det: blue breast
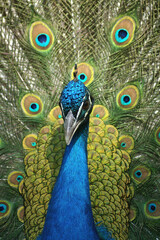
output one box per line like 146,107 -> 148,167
37,123 -> 100,240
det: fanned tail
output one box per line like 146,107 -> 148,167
0,1 -> 160,240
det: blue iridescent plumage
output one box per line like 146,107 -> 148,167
37,80 -> 113,240
60,79 -> 87,117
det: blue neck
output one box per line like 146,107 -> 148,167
40,121 -> 99,240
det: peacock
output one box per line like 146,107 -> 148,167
0,0 -> 160,240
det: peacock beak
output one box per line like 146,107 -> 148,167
64,110 -> 82,145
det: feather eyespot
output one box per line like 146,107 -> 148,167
119,135 -> 134,152
36,33 -> 50,47
134,170 -> 142,178
115,29 -> 129,43
155,127 -> 160,145
120,95 -> 131,105
29,21 -> 54,53
29,102 -> 40,112
48,106 -> 64,124
17,176 -> 23,182
91,105 -> 109,120
71,63 -> 94,86
23,134 -> 37,150
117,85 -> 139,110
121,142 -> 126,147
129,208 -> 136,222
8,171 -> 24,188
145,201 -> 160,219
148,203 -> 156,213
78,73 -> 87,82
21,94 -> 43,117
31,142 -> 36,147
111,16 -> 135,47
132,166 -> 151,184
0,204 -> 7,213
0,201 -> 10,219
17,206 -> 24,223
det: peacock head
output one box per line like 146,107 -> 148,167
60,79 -> 94,145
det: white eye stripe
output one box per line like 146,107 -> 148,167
76,94 -> 91,120
76,101 -> 84,120
83,94 -> 92,119
85,95 -> 92,115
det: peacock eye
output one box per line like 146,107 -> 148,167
71,63 -> 94,86
145,200 -> 160,219
31,142 -> 36,147
111,16 -> 135,47
82,100 -> 90,110
22,134 -> 37,150
132,166 -> 151,185
121,142 -> 126,148
0,204 -> 7,213
135,170 -> 142,178
115,29 -> 129,43
36,33 -> 50,47
29,103 -> 40,112
78,73 -> 87,82
16,175 -> 23,182
29,21 -> 55,54
120,95 -> 131,105
155,127 -> 160,145
117,85 -> 139,110
17,206 -> 24,223
0,201 -> 10,217
119,135 -> 134,152
8,171 -> 24,188
148,203 -> 156,213
21,94 -> 43,117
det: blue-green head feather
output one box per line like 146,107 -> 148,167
60,79 -> 94,145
